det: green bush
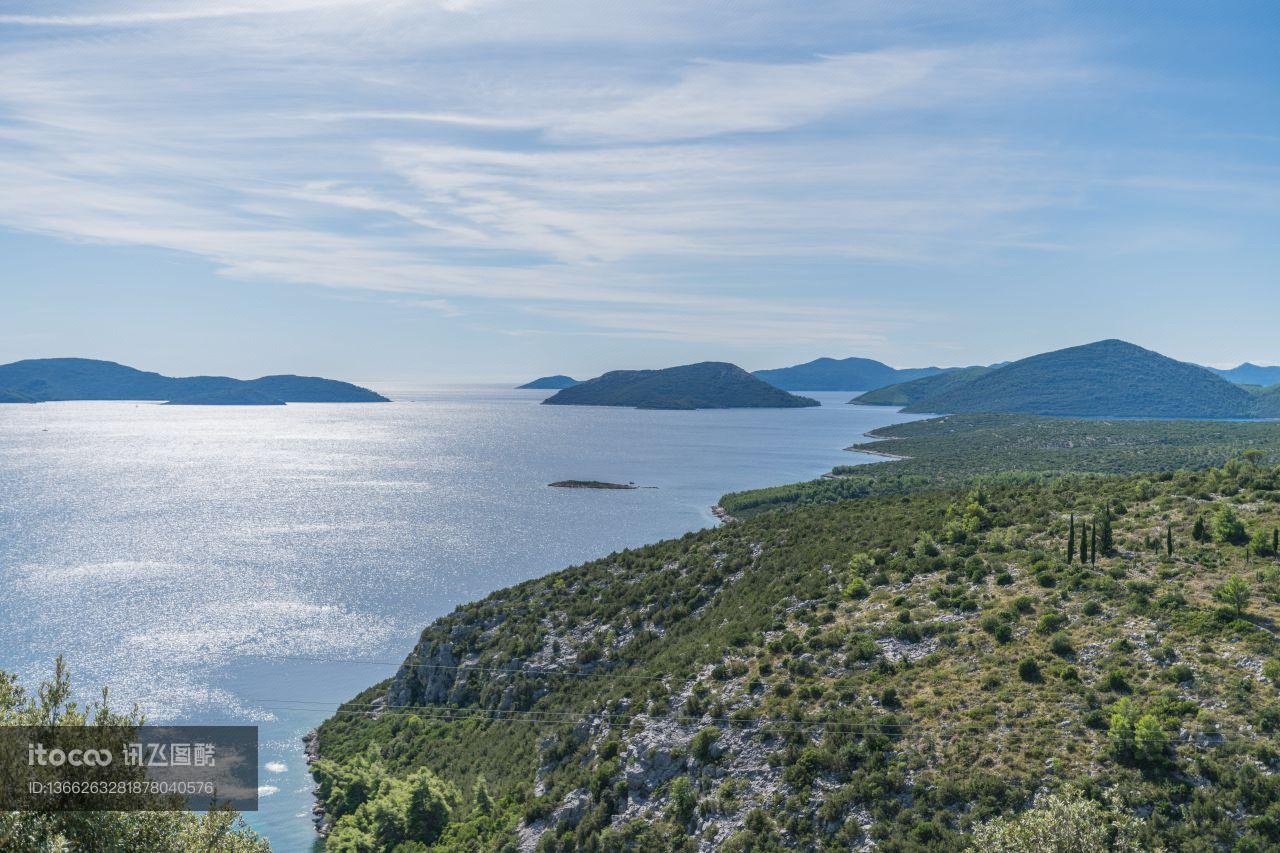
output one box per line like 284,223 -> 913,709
1018,659 -> 1042,683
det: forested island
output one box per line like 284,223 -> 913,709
518,376 -> 580,390
0,358 -> 389,404
542,362 -> 819,410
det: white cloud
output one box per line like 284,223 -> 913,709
0,0 -> 1270,349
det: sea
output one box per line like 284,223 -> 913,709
0,386 -> 924,851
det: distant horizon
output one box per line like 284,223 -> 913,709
2,340 -> 1278,391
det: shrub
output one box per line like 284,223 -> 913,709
1050,633 -> 1074,657
668,776 -> 696,824
1018,658 -> 1042,683
1103,670 -> 1130,693
1037,613 -> 1068,635
690,727 -> 721,763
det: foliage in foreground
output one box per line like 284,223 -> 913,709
0,658 -> 269,853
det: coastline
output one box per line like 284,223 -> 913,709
303,397 -> 921,840
303,729 -> 326,836
710,504 -> 739,524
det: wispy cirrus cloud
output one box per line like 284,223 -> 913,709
0,0 -> 1273,352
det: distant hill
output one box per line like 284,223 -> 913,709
1253,386 -> 1280,418
0,358 -> 389,404
236,374 -> 387,402
543,362 -> 819,410
899,339 -> 1256,418
164,388 -> 286,406
517,375 -> 579,390
1211,363 -> 1280,387
752,357 -> 946,391
852,366 -> 994,406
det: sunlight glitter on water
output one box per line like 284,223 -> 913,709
0,388 -> 925,850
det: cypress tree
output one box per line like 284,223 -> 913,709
1091,524 -> 1097,565
1099,503 -> 1114,555
1273,527 -> 1278,557
1166,524 -> 1173,557
1067,514 -> 1076,564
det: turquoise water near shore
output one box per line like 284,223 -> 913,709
0,387 -> 924,850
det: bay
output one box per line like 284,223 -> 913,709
0,387 -> 923,850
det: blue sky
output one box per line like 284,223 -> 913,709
1,1 -> 1277,384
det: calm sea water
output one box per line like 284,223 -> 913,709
0,387 -> 923,850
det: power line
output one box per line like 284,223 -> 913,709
242,653 -> 756,684
245,696 -> 912,734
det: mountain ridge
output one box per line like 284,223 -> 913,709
752,356 -> 947,391
898,339 -> 1257,418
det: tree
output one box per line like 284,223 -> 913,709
1133,714 -> 1166,764
1192,516 -> 1207,542
969,790 -> 1150,852
472,775 -> 493,815
1067,514 -> 1076,564
668,775 -> 696,824
1166,524 -> 1173,557
1251,528 -> 1275,558
1214,575 -> 1251,618
1090,524 -> 1097,565
405,768 -> 455,844
1099,504 -> 1114,555
1213,505 -> 1247,545
0,659 -> 269,853
1108,698 -> 1136,758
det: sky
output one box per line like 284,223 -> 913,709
1,1 -> 1277,384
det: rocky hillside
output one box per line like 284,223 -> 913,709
315,446 -> 1280,851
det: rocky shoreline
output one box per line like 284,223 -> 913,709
710,504 -> 739,524
303,729 -> 327,836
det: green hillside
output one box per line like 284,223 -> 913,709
1253,386 -> 1280,418
852,366 -> 993,406
543,362 -> 819,410
899,340 -> 1255,418
314,411 -> 1280,851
